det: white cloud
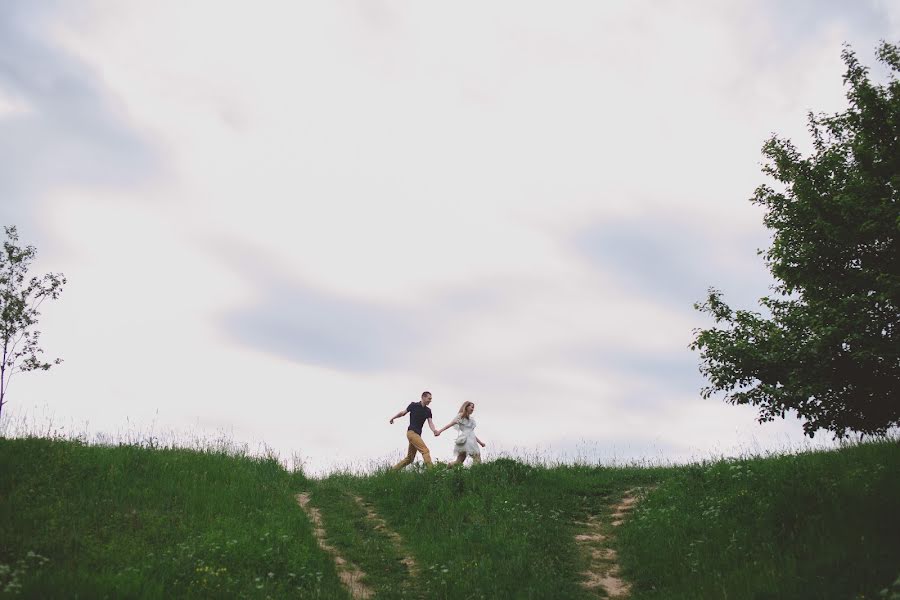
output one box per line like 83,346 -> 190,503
0,88 -> 31,119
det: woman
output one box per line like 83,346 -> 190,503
437,401 -> 486,465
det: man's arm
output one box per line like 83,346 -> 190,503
389,409 -> 408,424
427,417 -> 439,435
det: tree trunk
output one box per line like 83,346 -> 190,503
0,337 -> 7,426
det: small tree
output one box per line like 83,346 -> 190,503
691,42 -> 900,438
0,226 -> 66,424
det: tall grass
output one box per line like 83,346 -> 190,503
618,440 -> 900,600
1,432 -> 897,599
0,437 -> 348,598
315,460 -> 668,599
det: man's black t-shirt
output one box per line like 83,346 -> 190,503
406,402 -> 432,435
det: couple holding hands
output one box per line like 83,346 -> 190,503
389,391 -> 486,470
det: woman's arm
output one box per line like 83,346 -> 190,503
436,415 -> 461,434
389,409 -> 408,424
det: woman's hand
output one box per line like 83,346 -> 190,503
479,440 -> 486,448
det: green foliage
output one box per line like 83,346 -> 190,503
2,437 -> 898,599
0,437 -> 349,599
618,440 -> 900,600
317,460 -> 659,600
0,226 -> 66,421
879,573 -> 900,600
692,42 -> 900,438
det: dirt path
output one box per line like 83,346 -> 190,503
295,493 -> 374,600
352,495 -> 419,577
576,488 -> 644,598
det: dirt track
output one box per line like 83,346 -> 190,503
576,488 -> 644,598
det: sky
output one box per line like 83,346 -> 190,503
1,1 -> 897,474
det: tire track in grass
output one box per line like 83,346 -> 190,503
296,492 -> 374,600
352,495 -> 419,578
576,488 -> 644,598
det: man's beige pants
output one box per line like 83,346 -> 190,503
392,430 -> 433,470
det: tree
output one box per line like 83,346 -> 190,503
691,42 -> 900,438
0,226 -> 66,424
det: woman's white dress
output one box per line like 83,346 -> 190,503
453,416 -> 480,457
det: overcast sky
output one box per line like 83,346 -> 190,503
1,1 -> 897,473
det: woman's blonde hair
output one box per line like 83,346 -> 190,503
457,401 -> 475,420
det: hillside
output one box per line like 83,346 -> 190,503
0,437 -> 897,599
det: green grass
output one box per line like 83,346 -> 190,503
1,435 -> 898,599
0,437 -> 349,599
321,459 -> 664,600
617,440 -> 900,600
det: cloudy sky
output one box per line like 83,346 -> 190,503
2,1 -> 897,473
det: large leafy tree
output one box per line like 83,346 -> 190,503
691,42 -> 900,438
0,226 -> 66,424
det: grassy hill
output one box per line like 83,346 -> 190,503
0,436 -> 898,599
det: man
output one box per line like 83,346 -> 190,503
389,390 -> 439,470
